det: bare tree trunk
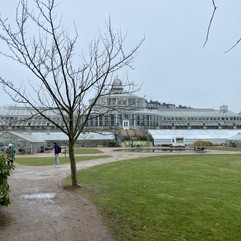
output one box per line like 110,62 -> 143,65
68,139 -> 78,188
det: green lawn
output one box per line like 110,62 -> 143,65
15,155 -> 111,166
208,146 -> 241,152
64,154 -> 241,241
65,148 -> 104,154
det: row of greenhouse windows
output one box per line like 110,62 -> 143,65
3,115 -> 241,123
85,114 -> 241,127
0,116 -> 63,122
162,116 -> 241,121
2,112 -> 241,129
95,97 -> 145,107
86,114 -> 161,127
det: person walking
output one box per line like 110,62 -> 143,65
53,143 -> 61,167
6,143 -> 16,165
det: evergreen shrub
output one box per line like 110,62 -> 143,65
0,155 -> 15,206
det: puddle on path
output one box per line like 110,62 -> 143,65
22,193 -> 56,199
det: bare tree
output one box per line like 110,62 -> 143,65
0,0 -> 144,188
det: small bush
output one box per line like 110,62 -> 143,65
101,140 -> 117,147
0,155 -> 15,206
193,140 -> 213,147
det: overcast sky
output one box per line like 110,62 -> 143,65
1,0 -> 241,112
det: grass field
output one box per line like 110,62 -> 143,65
208,146 -> 241,152
64,154 -> 241,241
65,148 -> 104,154
15,155 -> 111,166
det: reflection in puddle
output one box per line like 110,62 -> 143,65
22,193 -> 56,199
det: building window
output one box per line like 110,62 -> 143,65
111,114 -> 115,126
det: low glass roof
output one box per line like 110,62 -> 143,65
149,129 -> 241,140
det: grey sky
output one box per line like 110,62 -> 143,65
1,0 -> 241,112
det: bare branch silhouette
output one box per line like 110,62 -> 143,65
0,0 -> 144,188
203,0 -> 217,47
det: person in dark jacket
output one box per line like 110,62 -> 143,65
6,143 -> 15,165
53,143 -> 60,166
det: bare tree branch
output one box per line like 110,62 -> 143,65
203,0 -> 217,47
0,0 -> 144,188
224,38 -> 241,53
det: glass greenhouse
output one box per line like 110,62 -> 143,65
149,129 -> 241,145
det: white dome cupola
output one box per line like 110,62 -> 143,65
111,78 -> 124,94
